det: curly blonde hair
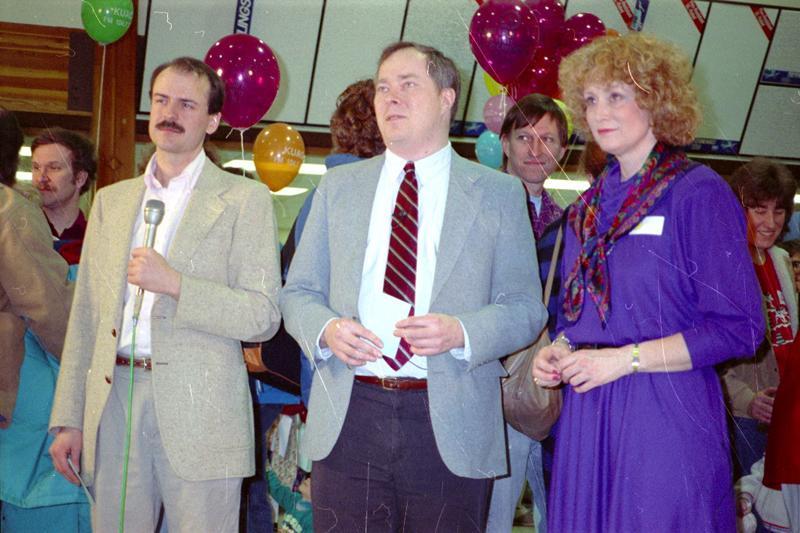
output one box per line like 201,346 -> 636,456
558,33 -> 701,147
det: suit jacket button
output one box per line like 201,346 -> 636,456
105,375 -> 112,384
111,328 -> 117,338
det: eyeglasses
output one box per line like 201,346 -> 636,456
792,261 -> 800,270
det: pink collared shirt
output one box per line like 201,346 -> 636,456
117,150 -> 206,356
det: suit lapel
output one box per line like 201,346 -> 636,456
105,180 -> 146,326
167,165 -> 227,272
431,153 -> 482,305
339,157 -> 383,311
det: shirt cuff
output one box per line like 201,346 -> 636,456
450,319 -> 471,361
314,318 -> 336,361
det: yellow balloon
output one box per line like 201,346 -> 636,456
253,123 -> 305,192
553,98 -> 573,139
483,71 -> 504,97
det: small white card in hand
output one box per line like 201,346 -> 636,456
360,293 -> 413,357
630,215 -> 664,236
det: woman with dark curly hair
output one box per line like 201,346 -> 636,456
532,33 -> 764,531
721,158 -> 796,480
724,158 -> 800,529
328,79 -> 385,163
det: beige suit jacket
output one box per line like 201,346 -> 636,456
49,163 -> 282,484
0,184 -> 72,428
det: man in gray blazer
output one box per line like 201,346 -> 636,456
281,42 -> 545,530
49,57 -> 282,531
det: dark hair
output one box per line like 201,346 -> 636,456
499,93 -> 568,169
0,107 -> 24,186
330,79 -> 385,158
150,57 -> 225,115
31,128 -> 97,195
728,157 -> 796,234
378,42 -> 461,123
779,239 -> 800,258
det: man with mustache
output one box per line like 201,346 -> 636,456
31,129 -> 96,264
49,57 -> 282,531
281,42 -> 544,530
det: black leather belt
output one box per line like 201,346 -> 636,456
115,355 -> 153,371
355,375 -> 427,391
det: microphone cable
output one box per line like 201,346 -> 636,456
118,199 -> 163,533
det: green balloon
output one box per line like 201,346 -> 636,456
81,0 -> 134,45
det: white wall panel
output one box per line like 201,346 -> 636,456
692,3 -> 775,141
629,1 -> 708,60
0,0 -> 82,29
740,86 -> 800,159
765,10 -> 800,73
403,0 -> 477,124
139,0 -> 232,112
252,0 -> 324,123
305,0 -> 405,126
140,0 -> 323,125
563,0 -> 628,35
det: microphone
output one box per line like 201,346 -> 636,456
132,199 -> 165,323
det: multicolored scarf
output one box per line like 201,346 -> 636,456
562,143 -> 696,326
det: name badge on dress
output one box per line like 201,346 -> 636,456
630,215 -> 665,236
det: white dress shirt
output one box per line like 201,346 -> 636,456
117,151 -> 206,357
317,144 -> 471,378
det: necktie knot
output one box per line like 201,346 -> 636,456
404,162 -> 415,175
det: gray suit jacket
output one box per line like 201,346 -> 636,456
280,151 -> 546,478
50,162 -> 282,484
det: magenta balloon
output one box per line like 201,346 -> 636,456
204,34 -> 281,129
523,0 -> 565,46
558,12 -> 606,58
508,47 -> 560,100
483,94 -> 515,134
469,0 -> 540,85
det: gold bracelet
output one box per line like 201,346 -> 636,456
631,343 -> 640,373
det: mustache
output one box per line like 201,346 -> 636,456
156,120 -> 184,133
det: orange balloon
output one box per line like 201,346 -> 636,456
253,123 -> 305,191
607,28 -> 621,38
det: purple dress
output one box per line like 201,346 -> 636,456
549,162 -> 765,532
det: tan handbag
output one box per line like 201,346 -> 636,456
501,226 -> 563,441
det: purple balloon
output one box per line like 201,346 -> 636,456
523,0 -> 565,46
469,0 -> 540,85
558,12 -> 606,58
205,34 -> 281,129
483,94 -> 515,134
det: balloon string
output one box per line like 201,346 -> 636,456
95,44 -> 107,151
239,128 -> 246,177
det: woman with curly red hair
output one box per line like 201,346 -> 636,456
532,33 -> 765,531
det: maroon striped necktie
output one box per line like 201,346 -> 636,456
382,161 -> 418,370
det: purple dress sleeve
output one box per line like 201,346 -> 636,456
674,167 -> 765,367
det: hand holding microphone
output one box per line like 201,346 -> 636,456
127,200 -> 180,319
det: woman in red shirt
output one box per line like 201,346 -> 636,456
725,157 -> 800,530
